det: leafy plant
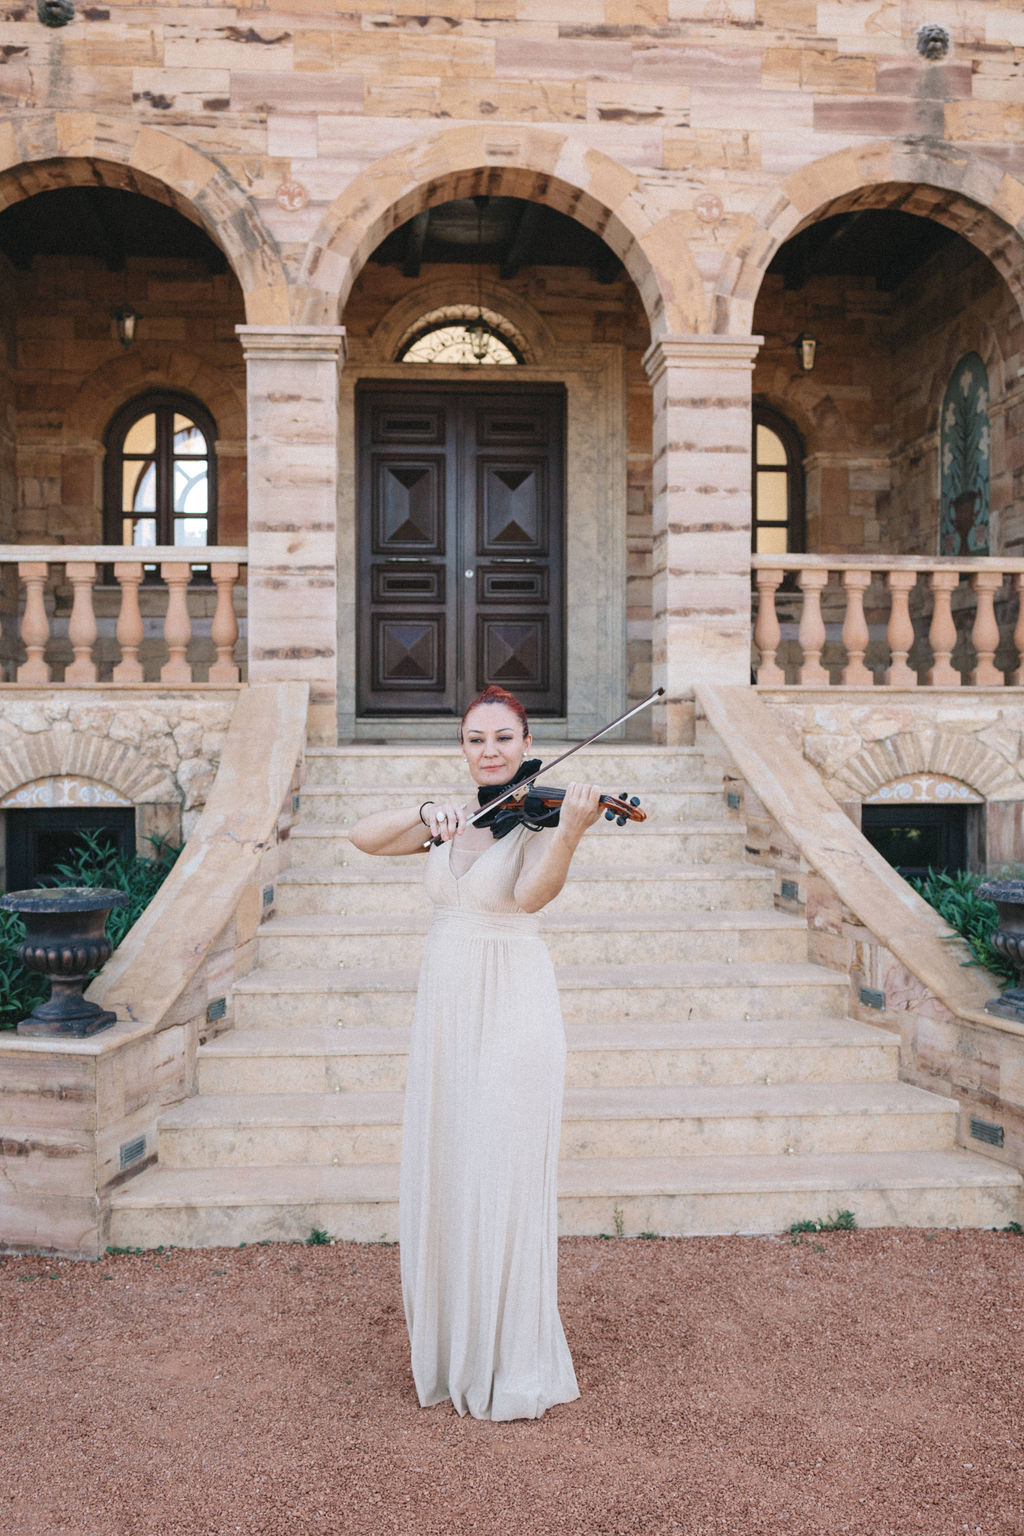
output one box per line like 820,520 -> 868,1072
788,1210 -> 857,1235
909,868 -> 1013,985
306,1227 -> 330,1246
0,830 -> 180,1030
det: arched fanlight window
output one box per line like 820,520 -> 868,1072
103,392 -> 218,548
752,405 -> 805,554
940,352 -> 990,556
395,306 -> 525,366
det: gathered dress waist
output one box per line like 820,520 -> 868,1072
430,906 -> 541,939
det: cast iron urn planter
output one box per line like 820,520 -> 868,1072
1,887 -> 129,1037
977,878 -> 1024,1022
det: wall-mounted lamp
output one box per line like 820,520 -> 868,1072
793,331 -> 817,372
111,305 -> 138,350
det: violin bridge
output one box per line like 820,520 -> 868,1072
510,783 -> 530,803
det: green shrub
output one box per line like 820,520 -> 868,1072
909,868 -> 1013,985
0,830 -> 180,1030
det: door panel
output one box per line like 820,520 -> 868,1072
359,386 -> 564,716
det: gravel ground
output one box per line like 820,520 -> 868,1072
1,1230 -> 1022,1536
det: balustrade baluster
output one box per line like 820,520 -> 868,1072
796,568 -> 829,685
753,567 -> 785,684
17,561 -> 51,683
884,570 -> 917,685
64,561 -> 98,683
970,569 -> 1003,685
113,562 -> 145,683
1012,573 -> 1024,685
160,562 -> 193,684
208,562 -> 241,683
840,568 -> 872,685
926,569 -> 960,686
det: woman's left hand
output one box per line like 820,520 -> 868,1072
554,781 -> 603,844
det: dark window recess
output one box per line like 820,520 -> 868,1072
5,809 -> 135,893
860,804 -> 967,880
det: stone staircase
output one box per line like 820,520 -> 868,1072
108,740 -> 1021,1248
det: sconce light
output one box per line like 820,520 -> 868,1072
111,305 -> 138,350
794,331 -> 817,372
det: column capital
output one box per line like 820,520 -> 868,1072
236,325 -> 347,364
642,333 -> 762,385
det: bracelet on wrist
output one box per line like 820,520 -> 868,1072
418,801 -> 435,826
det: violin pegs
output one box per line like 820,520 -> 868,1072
604,808 -> 616,821
616,814 -> 627,826
620,790 -> 628,801
630,796 -> 641,807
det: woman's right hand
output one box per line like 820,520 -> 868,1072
423,800 -> 467,842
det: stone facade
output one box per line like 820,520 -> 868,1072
0,689 -> 238,875
0,10 -> 1018,732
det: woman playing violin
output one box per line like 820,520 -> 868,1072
348,683 -> 604,1420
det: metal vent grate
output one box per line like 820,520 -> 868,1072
206,997 -> 226,1023
262,885 -> 274,907
970,1116 -> 1004,1148
726,790 -> 741,810
859,987 -> 885,1011
780,879 -> 799,901
120,1135 -> 146,1170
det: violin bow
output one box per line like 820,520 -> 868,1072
423,685 -> 665,846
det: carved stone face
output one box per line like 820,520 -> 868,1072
37,0 -> 75,27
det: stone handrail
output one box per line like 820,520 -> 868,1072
697,682 -> 1002,1024
0,545 -> 248,685
752,554 -> 1024,687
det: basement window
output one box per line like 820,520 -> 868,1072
860,803 -> 967,881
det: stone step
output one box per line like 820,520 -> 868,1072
106,1149 -> 1022,1249
297,782 -> 731,827
197,1017 -> 901,1096
290,820 -> 747,870
254,909 -> 809,970
231,961 -> 850,1029
302,744 -> 714,790
296,786 -> 727,835
272,863 -> 776,917
154,1081 -> 955,1168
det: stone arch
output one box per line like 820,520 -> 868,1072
0,726 -> 178,805
67,351 -> 246,448
833,728 -> 1018,802
714,140 -> 1024,335
362,279 -> 557,367
0,116 -> 288,324
296,125 -> 703,337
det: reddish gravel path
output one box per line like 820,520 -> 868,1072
1,1231 -> 1022,1536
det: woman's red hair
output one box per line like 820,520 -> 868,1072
459,684 -> 530,740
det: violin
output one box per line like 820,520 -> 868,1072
519,784 -> 646,828
474,782 -> 646,839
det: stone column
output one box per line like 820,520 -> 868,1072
642,334 -> 761,743
237,325 -> 347,744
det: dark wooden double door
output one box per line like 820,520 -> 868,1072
358,385 -> 565,716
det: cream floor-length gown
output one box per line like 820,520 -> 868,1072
399,822 -> 580,1421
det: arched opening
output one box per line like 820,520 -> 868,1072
751,196 -> 1021,561
0,177 -> 248,681
337,184 -> 654,737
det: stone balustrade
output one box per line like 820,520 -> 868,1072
0,547 -> 248,686
753,556 -> 1024,688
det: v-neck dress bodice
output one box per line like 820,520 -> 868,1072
399,823 -> 579,1421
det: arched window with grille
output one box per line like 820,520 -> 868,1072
103,392 -> 218,549
752,405 -> 805,554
